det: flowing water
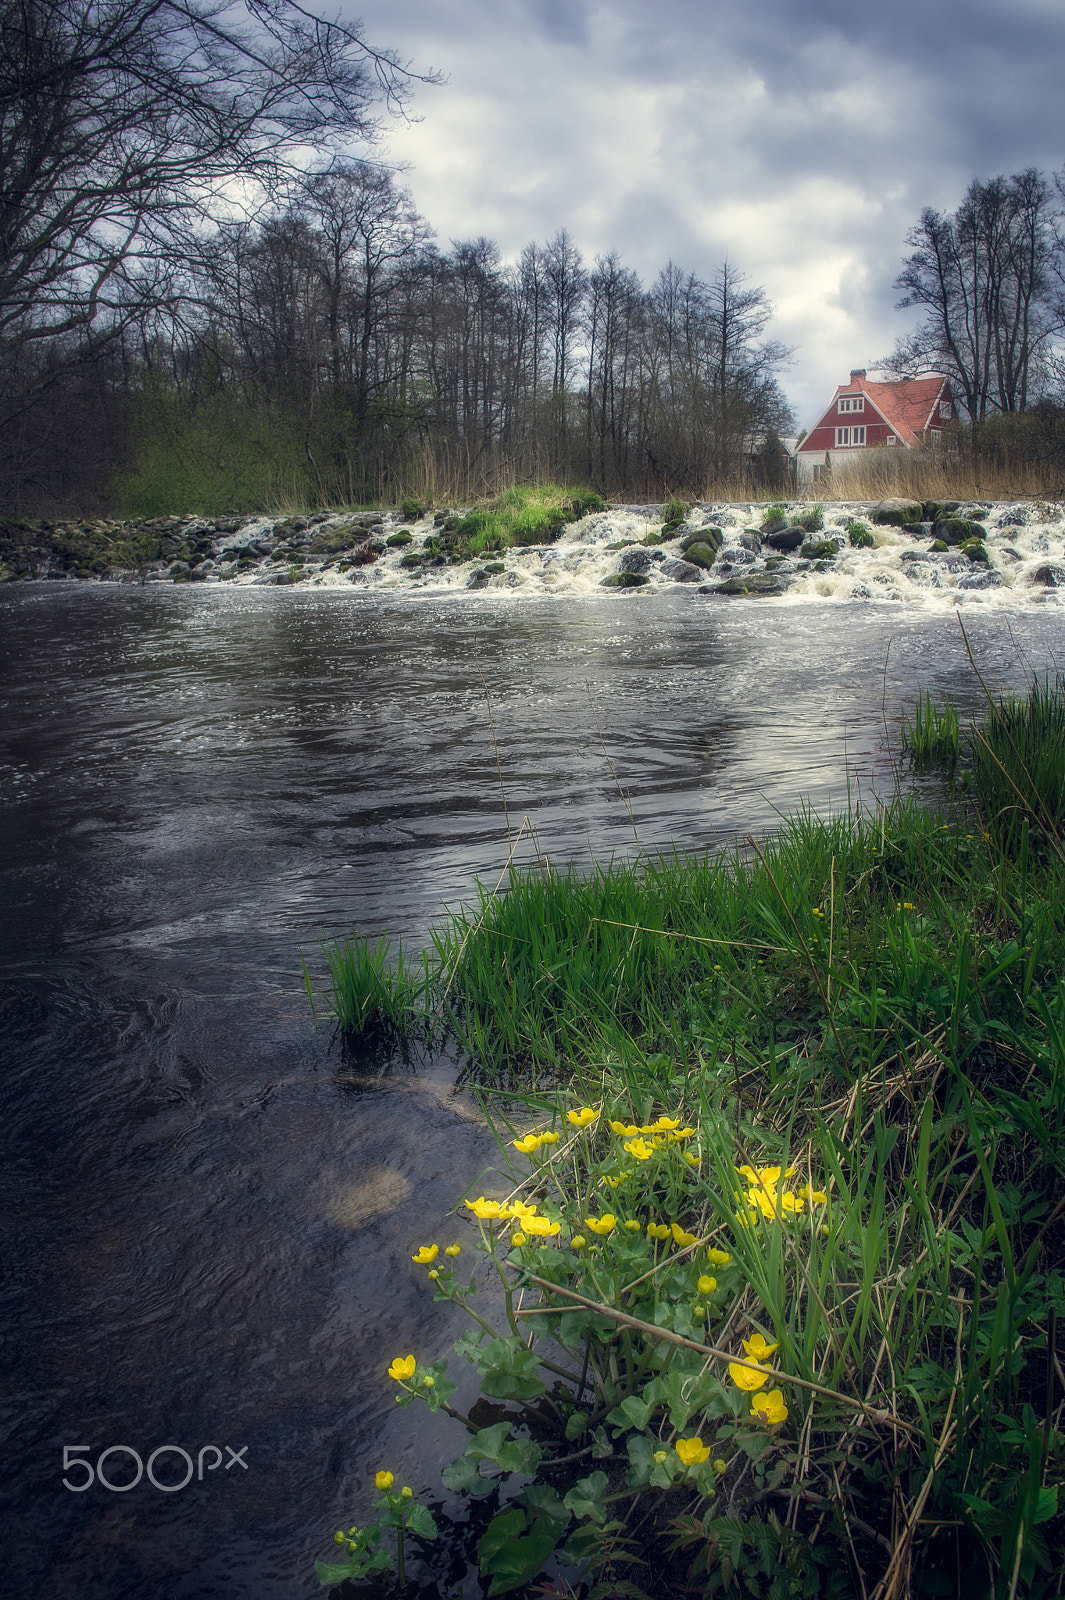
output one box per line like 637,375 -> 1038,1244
2,574 -> 1065,1599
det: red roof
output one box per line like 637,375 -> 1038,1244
827,375 -> 948,448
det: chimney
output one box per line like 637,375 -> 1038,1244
850,368 -> 867,382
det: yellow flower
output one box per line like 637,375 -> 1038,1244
388,1355 -> 416,1382
683,1152 -> 699,1167
729,1361 -> 769,1392
411,1244 -> 438,1264
624,1219 -> 641,1233
647,1222 -> 671,1241
567,1106 -> 598,1127
422,1374 -> 435,1387
751,1389 -> 788,1425
507,1199 -> 540,1220
512,1133 -> 543,1155
624,1137 -> 655,1161
706,1248 -> 732,1266
584,1214 -> 617,1236
465,1196 -> 505,1219
602,1175 -> 623,1189
428,1268 -> 439,1280
375,1470 -> 394,1490
671,1223 -> 699,1248
668,1127 -> 697,1141
713,1458 -> 727,1475
675,1437 -> 711,1467
742,1332 -> 779,1361
511,1232 -> 526,1246
611,1121 -> 641,1138
697,1274 -> 716,1294
444,1243 -> 461,1257
540,1130 -> 560,1145
649,1116 -> 681,1132
571,1235 -> 587,1250
798,1184 -> 828,1207
523,1215 -> 561,1236
653,1450 -> 668,1465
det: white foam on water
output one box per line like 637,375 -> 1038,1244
227,501 -> 1065,610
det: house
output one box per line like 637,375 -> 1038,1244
796,370 -> 957,480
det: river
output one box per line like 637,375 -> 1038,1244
2,580 -> 1064,1598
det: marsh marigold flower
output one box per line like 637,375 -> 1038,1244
465,1196 -> 505,1219
742,1332 -> 779,1361
624,1137 -> 654,1161
697,1274 -> 716,1295
729,1360 -> 769,1392
523,1215 -> 561,1237
567,1106 -> 598,1127
751,1389 -> 788,1425
671,1223 -> 698,1248
584,1214 -> 616,1236
611,1120 -> 641,1137
387,1355 -> 416,1382
512,1133 -> 543,1155
540,1130 -> 560,1145
444,1243 -> 461,1257
375,1471 -> 394,1490
707,1247 -> 732,1266
647,1222 -> 671,1241
411,1244 -> 438,1264
675,1437 -> 711,1467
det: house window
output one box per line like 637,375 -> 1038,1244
930,429 -> 941,445
835,426 -> 866,447
939,401 -> 952,419
838,397 -> 864,414
886,435 -> 897,446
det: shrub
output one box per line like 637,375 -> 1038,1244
847,520 -> 875,548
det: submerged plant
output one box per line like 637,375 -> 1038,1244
901,687 -> 960,768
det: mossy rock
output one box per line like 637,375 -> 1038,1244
600,571 -> 649,588
765,525 -> 805,552
680,528 -> 723,555
712,571 -> 789,597
606,540 -> 639,551
308,529 -> 358,555
484,562 -> 506,574
386,532 -> 413,547
398,551 -> 425,568
641,531 -> 668,545
934,517 -> 982,546
799,540 -> 839,560
930,540 -> 949,553
959,539 -> 990,564
873,499 -> 923,526
680,542 -> 719,569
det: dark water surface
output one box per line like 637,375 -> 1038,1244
2,583 -> 1064,1599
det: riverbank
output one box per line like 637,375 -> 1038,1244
318,681 -> 1065,1598
3,495 -> 1065,606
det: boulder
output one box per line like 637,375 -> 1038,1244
710,570 -> 790,597
680,526 -> 723,554
765,524 -> 806,552
933,517 -> 981,545
680,541 -> 719,569
955,569 -> 1002,590
959,539 -> 990,565
466,569 -> 490,590
873,498 -> 923,526
660,559 -> 703,583
1029,563 -> 1065,587
600,571 -> 649,588
618,547 -> 655,574
799,539 -> 839,561
731,530 -> 762,554
717,546 -> 757,567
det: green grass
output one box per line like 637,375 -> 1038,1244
314,676 -> 1065,1598
451,484 -> 607,557
901,688 -> 961,769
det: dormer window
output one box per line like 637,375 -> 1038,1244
838,396 -> 864,414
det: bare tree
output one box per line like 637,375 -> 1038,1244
890,169 -> 1064,419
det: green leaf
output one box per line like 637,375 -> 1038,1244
564,1409 -> 588,1441
405,1501 -> 439,1541
563,1470 -> 609,1526
440,1452 -> 496,1499
479,1507 -> 526,1563
314,1559 -> 358,1585
520,1483 -> 571,1534
479,1509 -> 558,1598
475,1337 -> 548,1403
607,1393 -> 655,1431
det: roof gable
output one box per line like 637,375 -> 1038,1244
799,374 -> 952,450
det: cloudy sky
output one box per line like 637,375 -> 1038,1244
345,0 -> 1065,428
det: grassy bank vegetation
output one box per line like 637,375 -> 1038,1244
316,678 -> 1065,1599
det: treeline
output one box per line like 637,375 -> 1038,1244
5,166 -> 796,514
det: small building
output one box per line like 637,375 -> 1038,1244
796,370 -> 957,481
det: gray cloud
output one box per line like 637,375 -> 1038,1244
349,0 -> 1065,421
